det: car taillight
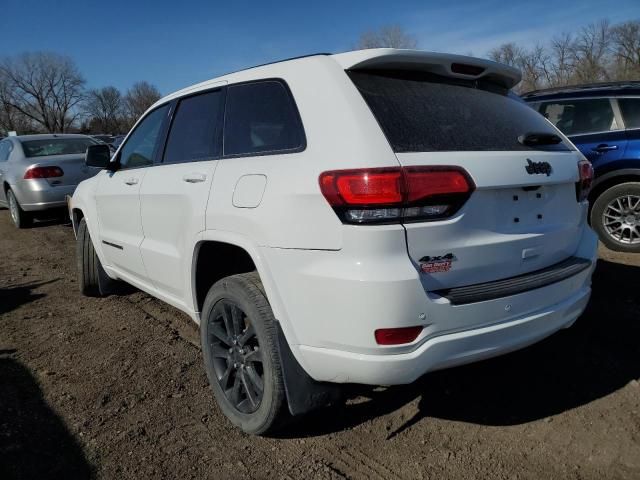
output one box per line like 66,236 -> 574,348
24,166 -> 64,179
576,159 -> 594,202
319,166 -> 475,224
375,326 -> 423,345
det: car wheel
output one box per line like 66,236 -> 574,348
76,217 -> 112,297
201,272 -> 288,435
7,189 -> 32,229
591,182 -> 640,253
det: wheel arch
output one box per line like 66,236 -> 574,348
589,168 -> 640,214
190,231 -> 291,337
192,231 -> 340,417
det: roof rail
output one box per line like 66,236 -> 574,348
225,52 -> 332,77
522,80 -> 640,98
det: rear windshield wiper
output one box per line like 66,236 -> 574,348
518,132 -> 563,147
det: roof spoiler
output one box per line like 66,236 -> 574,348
332,49 -> 521,90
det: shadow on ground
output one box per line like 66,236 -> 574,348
0,354 -> 93,479
0,280 -> 59,316
283,258 -> 640,438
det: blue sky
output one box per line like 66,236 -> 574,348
2,0 -> 638,95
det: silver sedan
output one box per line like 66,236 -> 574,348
0,134 -> 101,228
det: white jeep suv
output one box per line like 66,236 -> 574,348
71,49 -> 598,434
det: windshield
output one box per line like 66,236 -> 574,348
348,70 -> 572,153
21,138 -> 97,158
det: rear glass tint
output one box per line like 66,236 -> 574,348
21,138 -> 97,157
348,70 -> 571,152
164,90 -> 224,164
223,80 -> 305,156
539,98 -> 619,135
619,98 -> 640,129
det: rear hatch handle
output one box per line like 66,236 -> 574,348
518,132 -> 563,147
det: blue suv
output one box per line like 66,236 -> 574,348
523,82 -> 640,253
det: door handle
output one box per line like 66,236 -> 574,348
124,178 -> 139,186
592,144 -> 618,153
183,173 -> 207,183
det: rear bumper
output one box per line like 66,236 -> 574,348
10,180 -> 77,211
296,283 -> 590,384
264,223 -> 598,386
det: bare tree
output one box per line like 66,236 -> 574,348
0,75 -> 37,134
83,86 -> 123,134
356,25 -> 418,49
611,20 -> 640,80
489,42 -> 525,68
548,32 -> 577,87
0,52 -> 85,133
123,81 -> 161,127
570,20 -> 612,83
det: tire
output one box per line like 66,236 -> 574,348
591,182 -> 640,253
76,217 -> 111,297
200,272 -> 288,435
7,189 -> 32,229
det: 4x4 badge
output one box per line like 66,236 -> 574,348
419,253 -> 456,274
525,159 -> 552,176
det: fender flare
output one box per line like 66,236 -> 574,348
592,168 -> 640,190
192,230 -> 340,416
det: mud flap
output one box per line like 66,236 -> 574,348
275,322 -> 342,416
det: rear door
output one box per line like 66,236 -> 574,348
139,86 -> 225,302
538,98 -> 627,173
349,70 -> 586,290
618,97 -> 640,158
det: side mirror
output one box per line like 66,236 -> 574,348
86,144 -> 114,169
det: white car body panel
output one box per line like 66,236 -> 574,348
70,49 -> 598,386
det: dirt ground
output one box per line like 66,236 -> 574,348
0,210 -> 639,480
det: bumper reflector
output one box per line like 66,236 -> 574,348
375,326 -> 423,345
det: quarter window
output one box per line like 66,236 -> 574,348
119,105 -> 169,169
163,90 -> 224,164
223,81 -> 304,156
539,99 -> 619,136
618,98 -> 640,129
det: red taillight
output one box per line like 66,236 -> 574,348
577,159 -> 594,202
319,166 -> 474,224
375,326 -> 423,345
24,166 -> 64,179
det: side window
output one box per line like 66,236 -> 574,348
618,98 -> 640,129
0,141 -> 10,162
539,98 -> 619,136
163,90 -> 224,164
119,105 -> 169,169
223,80 -> 304,156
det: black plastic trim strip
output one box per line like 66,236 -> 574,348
433,256 -> 591,305
102,240 -> 123,250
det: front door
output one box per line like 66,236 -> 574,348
94,104 -> 170,282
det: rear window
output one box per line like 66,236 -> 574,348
223,80 -> 305,156
163,89 -> 224,164
348,70 -> 571,152
539,98 -> 620,135
21,138 -> 96,158
619,98 -> 640,129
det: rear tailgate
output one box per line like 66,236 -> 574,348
348,66 -> 587,292
398,150 -> 583,290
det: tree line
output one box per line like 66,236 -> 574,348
356,18 -> 639,93
0,52 -> 161,136
489,19 -> 640,92
2,18 -> 637,136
